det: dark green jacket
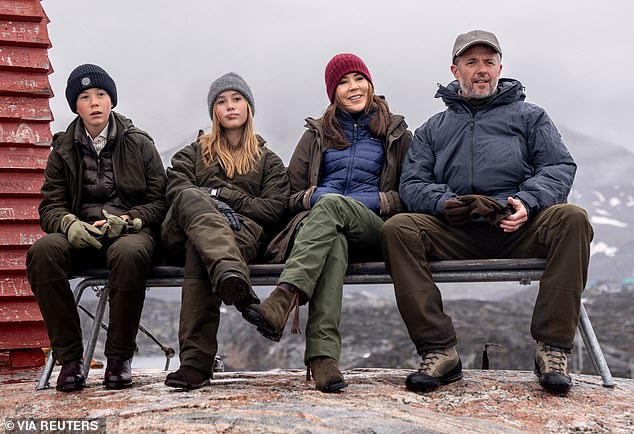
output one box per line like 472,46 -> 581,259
38,111 -> 168,233
165,135 -> 290,236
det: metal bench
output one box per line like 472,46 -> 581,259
36,258 -> 615,389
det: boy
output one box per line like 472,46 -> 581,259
27,64 -> 167,391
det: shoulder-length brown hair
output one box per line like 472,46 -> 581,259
199,104 -> 262,178
321,83 -> 391,150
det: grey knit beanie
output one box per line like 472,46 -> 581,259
65,64 -> 117,113
207,72 -> 255,119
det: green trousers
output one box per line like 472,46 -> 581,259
165,188 -> 262,375
26,229 -> 155,361
380,204 -> 593,353
279,194 -> 384,364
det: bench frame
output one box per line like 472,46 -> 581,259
36,258 -> 616,390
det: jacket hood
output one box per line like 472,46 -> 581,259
435,78 -> 526,111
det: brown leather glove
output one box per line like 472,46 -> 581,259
456,195 -> 512,226
442,199 -> 471,227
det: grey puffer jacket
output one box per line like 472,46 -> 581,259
400,78 -> 576,219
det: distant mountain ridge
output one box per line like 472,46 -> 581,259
562,127 -> 634,281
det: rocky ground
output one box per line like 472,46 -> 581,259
2,368 -> 632,433
81,285 -> 634,378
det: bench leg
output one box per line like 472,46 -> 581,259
36,279 -> 94,390
36,351 -> 56,390
82,285 -> 110,379
578,303 -> 616,387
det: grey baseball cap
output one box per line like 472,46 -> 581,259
452,30 -> 502,63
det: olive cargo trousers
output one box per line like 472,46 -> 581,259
280,194 -> 384,364
163,188 -> 262,375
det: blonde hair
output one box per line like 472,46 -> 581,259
200,104 -> 262,178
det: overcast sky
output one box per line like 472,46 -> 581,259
43,0 -> 634,164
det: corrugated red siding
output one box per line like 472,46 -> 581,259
0,0 -> 52,369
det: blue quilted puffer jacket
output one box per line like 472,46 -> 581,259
310,110 -> 385,213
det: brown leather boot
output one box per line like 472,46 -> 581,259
307,356 -> 347,393
241,282 -> 301,342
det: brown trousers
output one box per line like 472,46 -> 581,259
380,204 -> 593,353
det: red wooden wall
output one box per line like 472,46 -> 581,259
0,0 -> 52,369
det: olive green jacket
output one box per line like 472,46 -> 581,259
165,135 -> 290,238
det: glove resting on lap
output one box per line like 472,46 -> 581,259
60,214 -> 102,249
443,195 -> 513,227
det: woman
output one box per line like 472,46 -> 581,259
162,72 -> 289,389
243,54 -> 412,392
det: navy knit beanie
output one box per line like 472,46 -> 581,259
65,64 -> 117,113
207,72 -> 255,119
324,53 -> 373,103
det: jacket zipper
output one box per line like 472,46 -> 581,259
344,123 -> 358,195
469,118 -> 475,192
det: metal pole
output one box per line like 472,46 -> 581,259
82,284 -> 110,379
578,303 -> 616,387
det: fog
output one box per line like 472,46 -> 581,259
43,0 -> 634,163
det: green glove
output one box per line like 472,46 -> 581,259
99,210 -> 128,240
60,214 -> 102,249
99,210 -> 143,240
126,217 -> 142,233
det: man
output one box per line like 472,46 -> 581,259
381,30 -> 593,394
26,64 -> 167,391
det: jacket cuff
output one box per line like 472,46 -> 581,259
217,185 -> 234,202
379,191 -> 403,216
302,186 -> 317,210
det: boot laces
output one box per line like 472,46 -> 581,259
542,344 -> 567,374
278,284 -> 301,335
419,350 -> 448,374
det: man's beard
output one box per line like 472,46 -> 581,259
459,78 -> 498,99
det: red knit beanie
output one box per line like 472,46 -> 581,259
324,53 -> 373,103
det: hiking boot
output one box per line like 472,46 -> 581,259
103,358 -> 133,389
308,356 -> 347,393
534,341 -> 572,394
56,359 -> 85,392
217,272 -> 250,306
405,346 -> 463,392
242,282 -> 301,342
165,365 -> 211,390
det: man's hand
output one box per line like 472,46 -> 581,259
442,199 -> 470,226
498,197 -> 528,232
